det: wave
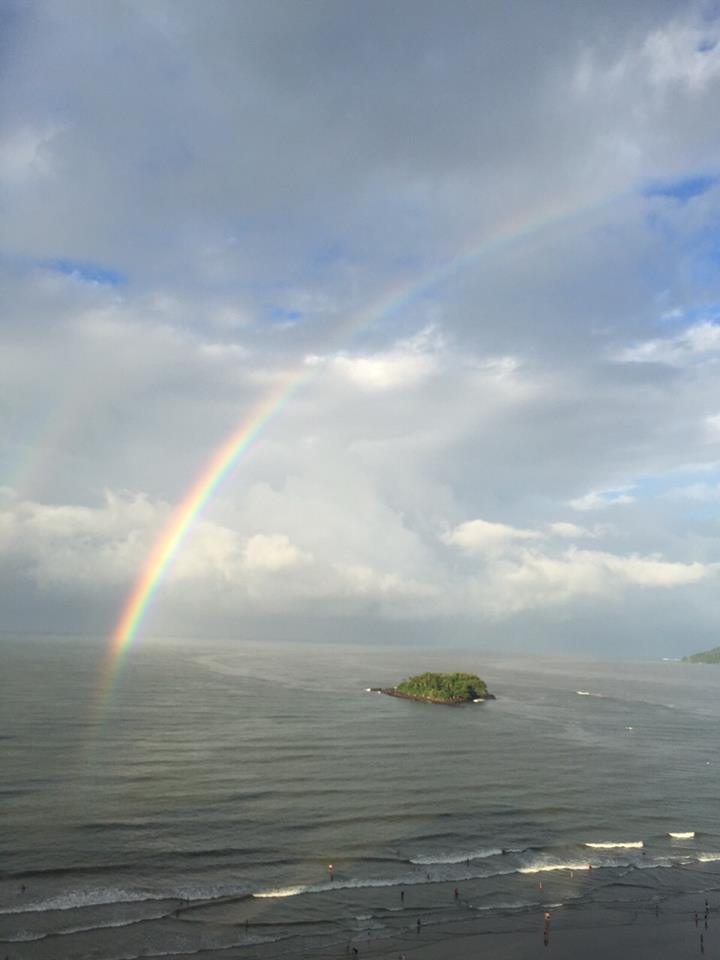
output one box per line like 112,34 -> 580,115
0,912 -> 171,944
519,860 -> 595,875
254,877 -> 413,899
410,847 -> 502,865
0,890 -> 174,916
585,841 -> 643,849
0,883 -> 252,916
668,832 -> 695,839
576,690 -> 604,697
6,846 -> 719,921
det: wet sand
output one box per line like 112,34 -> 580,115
321,895 -> 715,960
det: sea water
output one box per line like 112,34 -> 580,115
2,636 -> 720,959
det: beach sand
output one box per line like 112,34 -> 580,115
317,896 -> 714,960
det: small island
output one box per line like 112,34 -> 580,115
683,646 -> 720,664
370,671 -> 495,705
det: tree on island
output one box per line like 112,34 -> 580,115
683,646 -> 720,664
395,672 -> 489,702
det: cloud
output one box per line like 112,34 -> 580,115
4,3 -> 720,647
476,546 -> 711,619
242,533 -> 309,572
547,521 -> 598,539
618,320 -> 720,365
442,518 -> 544,554
664,482 -> 720,502
705,412 -> 720,439
569,488 -> 637,512
309,327 -> 443,392
0,124 -> 58,184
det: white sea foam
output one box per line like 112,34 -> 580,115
0,889 -> 175,916
576,690 -> 604,697
519,860 -> 593,875
254,876 -> 413,899
0,881 -> 250,916
668,832 -> 695,839
585,841 -> 643,849
698,853 -> 720,862
410,847 -> 502,865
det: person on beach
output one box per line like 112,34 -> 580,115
695,912 -> 699,927
544,911 -> 551,928
400,889 -> 404,903
454,886 -> 459,900
328,863 -> 334,880
416,918 -> 421,934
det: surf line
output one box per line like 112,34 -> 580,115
99,186 -> 619,702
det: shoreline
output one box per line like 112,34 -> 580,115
313,895 -> 715,960
369,687 -> 496,705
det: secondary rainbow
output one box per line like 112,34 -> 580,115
104,186 -> 618,683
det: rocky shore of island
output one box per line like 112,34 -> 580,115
368,686 -> 496,705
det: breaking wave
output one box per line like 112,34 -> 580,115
410,847 -> 502,865
585,841 -> 643,849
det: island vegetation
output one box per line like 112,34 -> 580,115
682,646 -> 720,664
371,671 -> 494,705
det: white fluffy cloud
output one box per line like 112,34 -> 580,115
443,519 -> 543,554
243,533 -> 309,572
462,545 -> 711,620
619,321 -> 720,366
307,327 -> 443,392
569,488 -> 637,512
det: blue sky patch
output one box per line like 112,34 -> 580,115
48,259 -> 126,286
269,305 -> 303,324
643,174 -> 718,203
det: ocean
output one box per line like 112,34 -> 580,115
2,636 -> 720,959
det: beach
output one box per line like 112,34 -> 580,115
365,899 -> 712,960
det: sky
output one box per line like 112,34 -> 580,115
2,0 -> 720,655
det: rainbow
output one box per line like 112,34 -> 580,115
106,377 -> 307,666
102,186 -> 616,685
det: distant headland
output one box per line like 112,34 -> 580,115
369,671 -> 495,705
682,646 -> 720,664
